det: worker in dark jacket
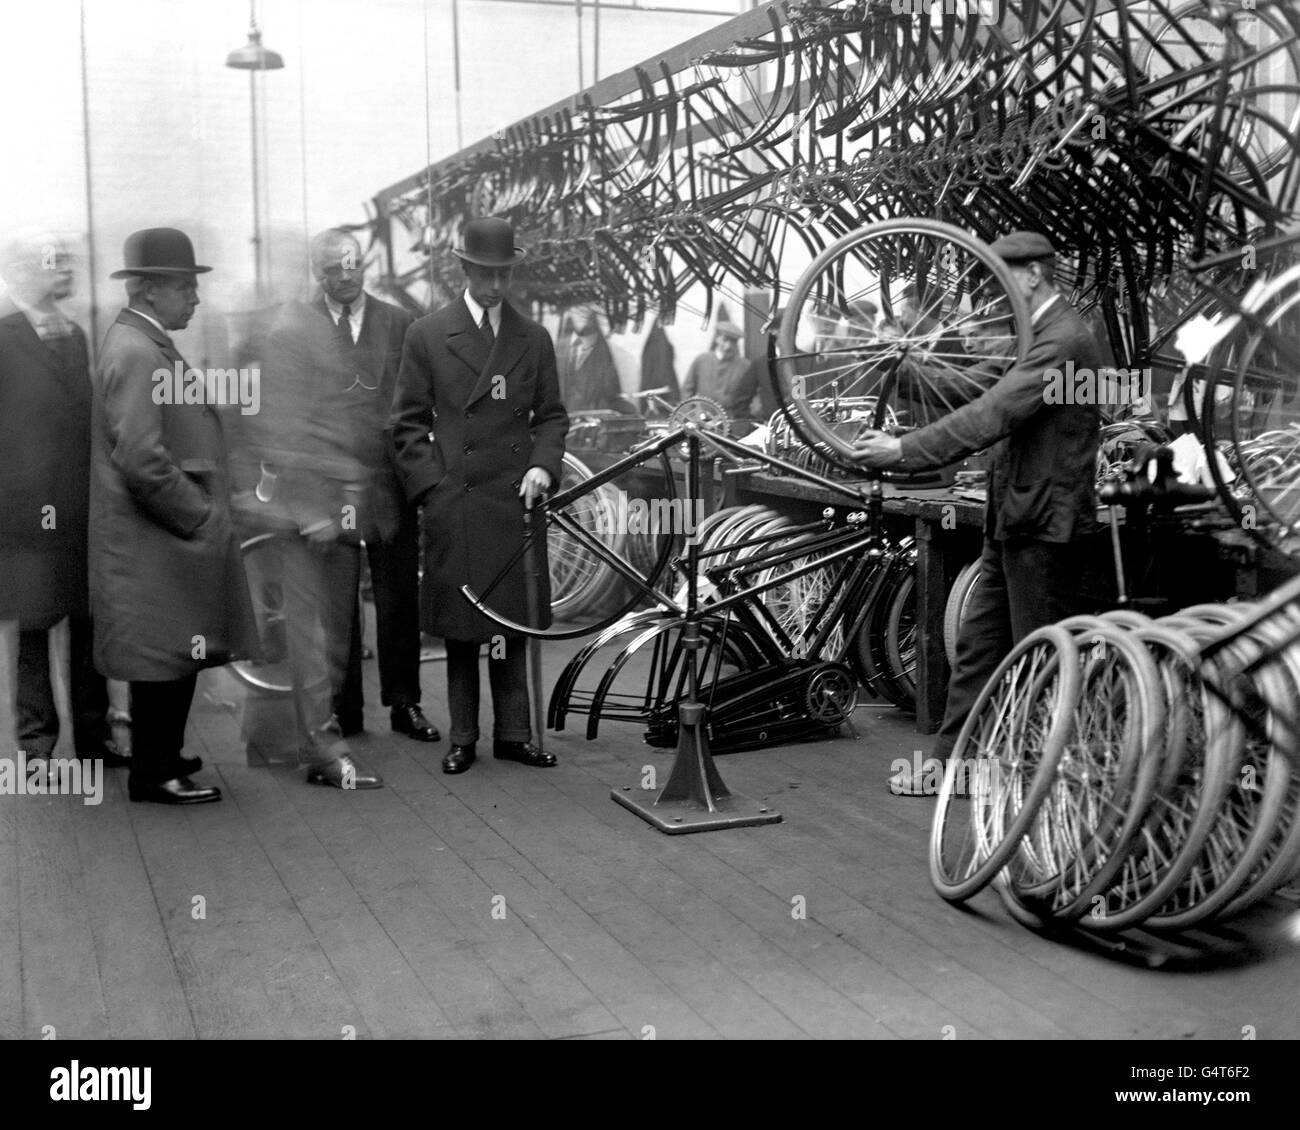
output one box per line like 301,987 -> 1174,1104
851,231 -> 1102,795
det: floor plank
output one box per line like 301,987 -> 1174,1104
4,622 -> 1299,1039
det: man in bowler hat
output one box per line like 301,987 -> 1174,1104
391,216 -> 568,774
851,231 -> 1103,795
90,228 -> 258,803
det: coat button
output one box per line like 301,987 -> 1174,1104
464,443 -> 473,455
513,408 -> 524,418
465,409 -> 474,419
465,482 -> 474,492
511,479 -> 521,490
510,442 -> 520,453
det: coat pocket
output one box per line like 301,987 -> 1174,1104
1000,477 -> 1055,538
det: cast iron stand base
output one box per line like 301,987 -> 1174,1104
610,689 -> 782,834
610,427 -> 782,834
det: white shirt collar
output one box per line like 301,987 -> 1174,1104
10,294 -> 72,339
325,289 -> 365,323
128,306 -> 170,336
464,290 -> 501,333
1031,292 -> 1061,326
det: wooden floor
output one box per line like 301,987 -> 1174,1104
3,624 -> 1300,1041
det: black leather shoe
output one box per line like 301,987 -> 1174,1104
493,741 -> 557,768
392,703 -> 440,742
128,776 -> 221,805
442,743 -> 476,774
306,755 -> 383,790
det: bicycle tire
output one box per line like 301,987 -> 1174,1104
930,625 -> 1082,903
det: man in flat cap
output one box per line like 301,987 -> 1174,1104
683,319 -> 746,407
391,216 -> 568,775
852,230 -> 1102,796
91,228 -> 257,803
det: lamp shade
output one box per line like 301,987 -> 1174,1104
226,28 -> 283,70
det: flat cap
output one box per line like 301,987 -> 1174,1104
989,231 -> 1055,263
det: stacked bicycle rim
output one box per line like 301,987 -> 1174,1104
930,597 -> 1300,933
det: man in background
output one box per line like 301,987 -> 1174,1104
237,228 -> 417,788
0,232 -> 122,769
305,229 -> 439,746
557,303 -> 623,412
682,320 -> 746,404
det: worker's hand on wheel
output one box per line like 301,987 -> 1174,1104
520,466 -> 553,510
850,430 -> 905,468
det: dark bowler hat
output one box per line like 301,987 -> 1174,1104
110,228 -> 212,278
989,231 -> 1056,264
453,216 -> 526,267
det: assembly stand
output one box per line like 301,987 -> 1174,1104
611,428 -> 783,833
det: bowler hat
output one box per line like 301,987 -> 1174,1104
111,228 -> 211,278
989,231 -> 1055,263
453,217 -> 526,267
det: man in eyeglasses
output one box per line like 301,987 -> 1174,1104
236,227 -> 427,788
308,229 -> 440,747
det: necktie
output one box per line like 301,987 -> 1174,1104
480,310 -> 495,346
337,303 -> 353,345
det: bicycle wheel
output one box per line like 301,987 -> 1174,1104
1000,619 -> 1166,925
757,528 -> 855,662
1142,612 -> 1291,930
1220,606 -> 1300,916
549,455 -> 622,622
1077,623 -> 1236,933
461,445 -> 680,640
1220,269 -> 1300,549
774,219 -> 1034,465
930,625 -> 1082,904
885,569 -> 918,702
851,546 -> 916,709
943,559 -> 982,668
229,533 -> 294,695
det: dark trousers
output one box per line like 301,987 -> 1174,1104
932,535 -> 1084,761
128,674 -> 198,784
445,638 -> 531,747
17,615 -> 109,758
336,510 -> 422,723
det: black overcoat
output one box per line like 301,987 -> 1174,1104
89,309 -> 258,680
0,303 -> 92,627
390,297 -> 568,642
